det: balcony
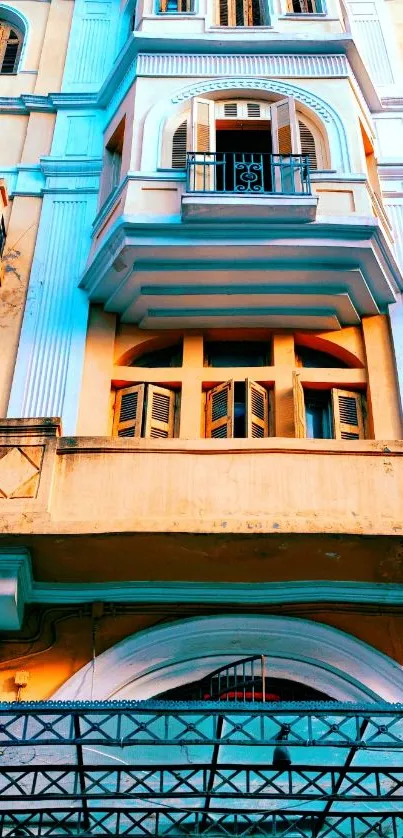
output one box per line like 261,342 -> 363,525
183,152 -> 317,222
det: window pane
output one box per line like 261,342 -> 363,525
305,391 -> 332,439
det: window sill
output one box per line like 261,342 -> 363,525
280,12 -> 327,17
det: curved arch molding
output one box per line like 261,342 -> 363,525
141,76 -> 351,173
53,613 -> 403,703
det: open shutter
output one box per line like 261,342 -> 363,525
144,384 -> 175,439
271,98 -> 300,155
206,381 -> 234,438
191,98 -> 216,191
271,98 -> 301,193
331,389 -> 365,440
293,372 -> 306,439
246,380 -> 269,439
113,384 -> 145,438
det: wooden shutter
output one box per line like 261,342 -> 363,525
191,98 -> 216,153
172,120 -> 188,168
246,379 -> 269,439
331,389 -> 365,440
293,372 -> 306,439
144,384 -> 175,439
113,384 -> 145,437
206,381 -> 234,438
271,98 -> 300,156
191,98 -> 216,190
298,120 -> 318,169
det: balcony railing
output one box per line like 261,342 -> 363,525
186,152 -> 311,195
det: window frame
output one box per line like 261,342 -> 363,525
0,21 -> 24,75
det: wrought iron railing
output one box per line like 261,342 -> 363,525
1,703 -> 403,835
186,152 -> 311,195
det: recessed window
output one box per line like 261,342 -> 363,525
205,379 -> 271,439
113,384 -> 179,438
0,23 -> 23,74
204,341 -> 270,368
294,376 -> 366,440
159,0 -> 194,11
295,346 -> 348,368
287,0 -> 323,12
131,343 -> 183,368
102,118 -> 125,202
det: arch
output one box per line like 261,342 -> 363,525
53,613 -> 403,702
0,5 -> 27,72
141,77 -> 351,173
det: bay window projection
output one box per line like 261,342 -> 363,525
205,380 -> 272,439
113,384 -> 178,438
293,374 -> 366,440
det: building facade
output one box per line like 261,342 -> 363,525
1,0 -> 403,832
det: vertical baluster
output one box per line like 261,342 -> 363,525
223,152 -> 226,194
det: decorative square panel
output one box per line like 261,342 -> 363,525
0,447 -> 42,499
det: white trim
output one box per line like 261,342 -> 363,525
53,613 -> 403,702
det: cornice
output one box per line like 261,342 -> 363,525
31,579 -> 403,606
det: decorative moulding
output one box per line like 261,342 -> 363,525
136,53 -> 349,78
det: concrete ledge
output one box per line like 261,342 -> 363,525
181,193 -> 318,222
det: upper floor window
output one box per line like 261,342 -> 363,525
286,0 -> 324,12
131,343 -> 183,368
295,345 -> 349,368
170,98 -> 324,174
205,341 -> 270,367
0,22 -> 23,74
113,384 -> 179,438
205,379 -> 272,439
101,118 -> 125,203
216,0 -> 269,26
159,0 -> 194,11
294,375 -> 366,440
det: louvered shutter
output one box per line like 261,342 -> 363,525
331,389 -> 365,440
298,120 -> 318,170
206,381 -> 234,438
172,120 -> 188,168
192,98 -> 215,153
246,379 -> 269,439
113,384 -> 145,438
191,98 -> 216,190
144,384 -> 175,439
271,98 -> 300,156
293,372 -> 306,439
271,98 -> 301,193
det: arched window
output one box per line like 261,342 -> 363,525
170,100 -> 326,175
0,22 -> 23,74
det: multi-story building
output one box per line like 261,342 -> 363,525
1,0 -> 403,834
